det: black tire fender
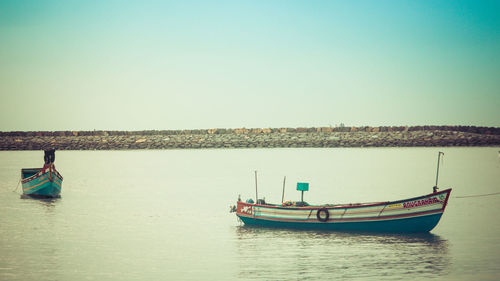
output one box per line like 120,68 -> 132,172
316,208 -> 329,222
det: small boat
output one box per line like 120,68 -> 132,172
234,152 -> 451,233
235,188 -> 451,233
21,149 -> 63,198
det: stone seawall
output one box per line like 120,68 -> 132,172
1,126 -> 499,150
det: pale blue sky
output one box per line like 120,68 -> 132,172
1,0 -> 499,131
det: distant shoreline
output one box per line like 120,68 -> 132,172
1,126 -> 499,150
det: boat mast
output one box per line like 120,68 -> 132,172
281,176 -> 286,203
254,170 -> 258,203
434,151 -> 444,192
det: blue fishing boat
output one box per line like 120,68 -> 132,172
234,152 -> 451,233
21,149 -> 63,198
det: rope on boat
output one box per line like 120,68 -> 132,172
12,179 -> 21,194
454,192 -> 500,198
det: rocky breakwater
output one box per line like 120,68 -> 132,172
1,126 -> 499,150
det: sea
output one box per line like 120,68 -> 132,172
1,147 -> 499,280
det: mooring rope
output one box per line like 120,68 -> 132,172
454,192 -> 500,198
12,179 -> 21,193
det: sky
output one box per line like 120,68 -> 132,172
0,0 -> 499,131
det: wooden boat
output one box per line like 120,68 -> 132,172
235,188 -> 451,233
235,152 -> 451,233
21,149 -> 63,198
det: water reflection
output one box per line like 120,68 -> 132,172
20,194 -> 60,204
19,194 -> 60,214
235,226 -> 450,280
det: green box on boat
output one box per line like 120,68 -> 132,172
297,182 -> 309,191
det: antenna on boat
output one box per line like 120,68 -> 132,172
433,151 -> 444,193
281,176 -> 286,203
254,170 -> 258,203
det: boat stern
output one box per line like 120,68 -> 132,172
236,201 -> 254,218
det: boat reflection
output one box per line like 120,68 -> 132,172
235,226 -> 450,280
20,194 -> 60,211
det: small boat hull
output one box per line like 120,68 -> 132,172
21,167 -> 63,198
236,189 -> 451,233
239,212 -> 443,233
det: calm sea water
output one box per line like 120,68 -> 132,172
1,147 -> 499,280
